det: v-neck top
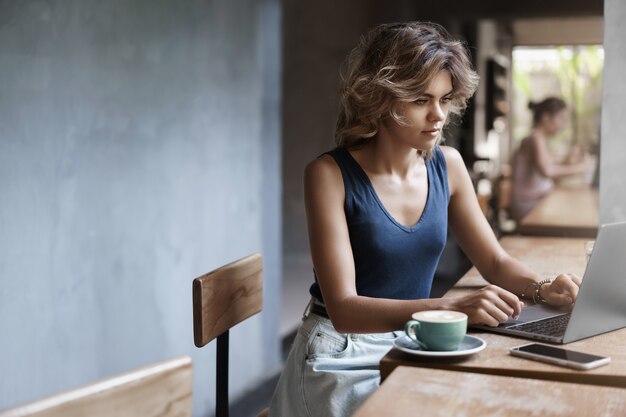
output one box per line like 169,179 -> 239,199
309,145 -> 450,302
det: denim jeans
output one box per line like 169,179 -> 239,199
268,301 -> 403,417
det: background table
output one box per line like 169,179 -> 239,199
517,186 -> 598,238
354,366 -> 626,417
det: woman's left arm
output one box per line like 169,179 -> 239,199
441,146 -> 580,305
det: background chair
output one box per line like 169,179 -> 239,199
193,252 -> 267,417
492,164 -> 517,235
0,356 -> 192,417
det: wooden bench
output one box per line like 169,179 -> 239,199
0,356 -> 192,417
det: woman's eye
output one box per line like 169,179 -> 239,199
414,99 -> 427,105
441,97 -> 452,104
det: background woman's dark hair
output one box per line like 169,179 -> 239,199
335,21 -> 479,157
528,97 -> 567,126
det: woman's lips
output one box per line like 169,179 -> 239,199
422,129 -> 440,137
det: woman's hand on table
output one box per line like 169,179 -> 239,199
540,273 -> 582,306
445,285 -> 524,327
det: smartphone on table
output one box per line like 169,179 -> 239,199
510,343 -> 610,370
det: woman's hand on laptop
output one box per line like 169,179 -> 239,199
445,285 -> 524,327
539,273 -> 582,305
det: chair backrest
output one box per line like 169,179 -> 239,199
495,164 -> 513,212
192,252 -> 263,348
0,356 -> 192,417
192,253 -> 263,417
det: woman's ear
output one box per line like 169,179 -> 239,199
389,101 -> 403,116
388,101 -> 407,126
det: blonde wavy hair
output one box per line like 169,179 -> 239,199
335,22 -> 479,158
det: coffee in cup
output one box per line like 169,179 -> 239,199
404,310 -> 468,351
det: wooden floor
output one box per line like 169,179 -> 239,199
230,373 -> 281,417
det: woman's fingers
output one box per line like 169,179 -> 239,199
461,285 -> 524,326
545,273 -> 581,305
496,287 -> 524,318
472,308 -> 502,327
482,285 -> 523,318
567,273 -> 583,287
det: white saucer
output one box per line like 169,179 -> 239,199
393,335 -> 486,357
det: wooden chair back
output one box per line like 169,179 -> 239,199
497,174 -> 512,212
0,356 -> 192,417
192,252 -> 263,417
193,252 -> 263,347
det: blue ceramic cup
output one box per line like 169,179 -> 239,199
404,310 -> 468,351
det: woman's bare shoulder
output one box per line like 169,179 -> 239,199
304,153 -> 344,197
305,153 -> 342,183
438,145 -> 464,170
438,145 -> 469,196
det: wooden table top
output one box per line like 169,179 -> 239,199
451,235 -> 589,292
354,366 -> 626,417
517,186 -> 598,238
381,235 -> 626,388
381,327 -> 626,388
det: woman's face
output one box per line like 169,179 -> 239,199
382,71 -> 453,152
542,109 -> 568,135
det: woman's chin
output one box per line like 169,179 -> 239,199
415,138 -> 439,151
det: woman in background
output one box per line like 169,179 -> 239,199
510,97 -> 593,222
268,23 -> 581,417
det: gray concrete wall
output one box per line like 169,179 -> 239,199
0,1 -> 281,416
600,0 -> 626,224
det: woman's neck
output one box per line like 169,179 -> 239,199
532,126 -> 549,139
360,138 -> 424,179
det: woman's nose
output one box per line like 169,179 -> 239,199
428,103 -> 445,121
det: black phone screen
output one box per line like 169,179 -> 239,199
517,344 -> 606,364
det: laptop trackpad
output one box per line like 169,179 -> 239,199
500,303 -> 572,327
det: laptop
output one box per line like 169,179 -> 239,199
472,221 -> 626,344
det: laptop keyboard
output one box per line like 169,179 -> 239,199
508,313 -> 571,337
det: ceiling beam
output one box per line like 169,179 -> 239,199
413,0 -> 603,20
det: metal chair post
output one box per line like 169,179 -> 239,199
216,330 -> 230,417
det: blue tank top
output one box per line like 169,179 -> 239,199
309,146 -> 450,302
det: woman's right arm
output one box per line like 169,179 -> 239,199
530,135 -> 591,178
304,156 -> 445,333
